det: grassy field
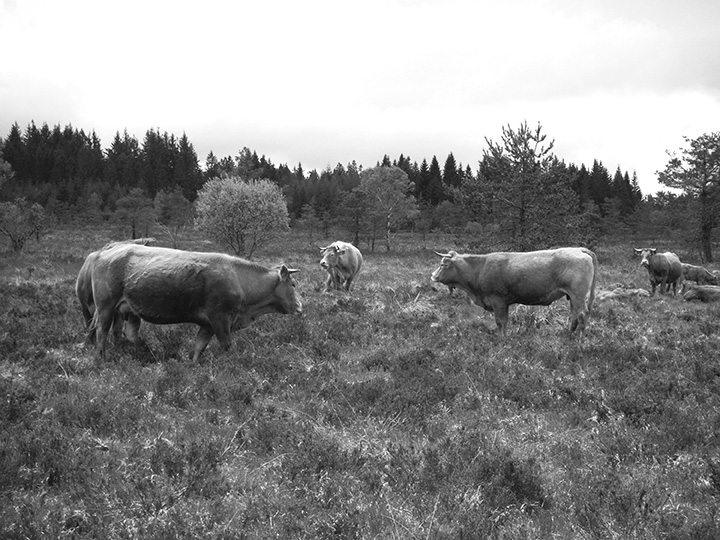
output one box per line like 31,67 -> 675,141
1,227 -> 720,539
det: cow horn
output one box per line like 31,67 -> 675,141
280,265 -> 300,278
435,251 -> 453,258
319,245 -> 331,251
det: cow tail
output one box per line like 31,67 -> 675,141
584,248 -> 598,313
88,310 -> 99,345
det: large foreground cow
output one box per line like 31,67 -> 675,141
87,243 -> 302,361
319,241 -> 363,291
431,247 -> 597,334
76,238 -> 154,343
633,248 -> 682,295
682,263 -> 718,285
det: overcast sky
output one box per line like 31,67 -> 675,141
1,0 -> 719,195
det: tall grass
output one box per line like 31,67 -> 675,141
1,229 -> 719,538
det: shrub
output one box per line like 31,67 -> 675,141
195,177 -> 289,257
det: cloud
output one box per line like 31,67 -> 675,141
1,0 -> 719,195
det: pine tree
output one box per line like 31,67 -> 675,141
658,132 -> 720,261
426,156 -> 444,205
174,133 -> 203,200
2,123 -> 27,185
589,160 -> 612,212
140,129 -> 176,196
470,121 -> 581,249
442,152 -> 462,190
105,130 -> 141,188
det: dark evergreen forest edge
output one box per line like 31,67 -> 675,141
0,120 -> 714,259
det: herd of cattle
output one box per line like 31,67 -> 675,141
75,240 -> 720,361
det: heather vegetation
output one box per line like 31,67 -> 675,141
1,226 -> 720,539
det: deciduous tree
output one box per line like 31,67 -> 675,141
0,198 -> 53,252
195,177 -> 289,258
356,166 -> 418,251
155,187 -> 193,247
113,188 -> 155,239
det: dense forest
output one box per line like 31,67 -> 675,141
0,120 -> 713,258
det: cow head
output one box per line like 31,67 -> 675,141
430,251 -> 459,284
319,245 -> 346,270
633,247 -> 656,268
274,265 -> 303,315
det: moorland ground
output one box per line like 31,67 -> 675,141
1,227 -> 720,539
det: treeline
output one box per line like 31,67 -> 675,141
1,121 -> 642,219
6,120 -> 712,257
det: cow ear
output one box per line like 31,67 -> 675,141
650,248 -> 657,254
633,248 -> 641,254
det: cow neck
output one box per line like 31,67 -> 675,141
230,262 -> 278,306
458,254 -> 488,295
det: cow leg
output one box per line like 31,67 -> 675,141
331,269 -> 343,291
192,326 -> 215,363
94,306 -> 115,359
492,303 -> 509,335
569,301 -> 586,333
123,314 -> 141,342
324,272 -> 335,292
86,309 -> 98,345
325,269 -> 342,291
81,306 -> 96,344
111,311 -> 125,341
212,317 -> 233,351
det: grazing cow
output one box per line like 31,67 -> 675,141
683,284 -> 720,303
430,247 -> 598,334
76,238 -> 154,343
633,248 -> 682,295
89,243 -> 302,361
682,263 -> 718,285
319,241 -> 363,292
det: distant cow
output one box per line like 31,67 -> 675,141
88,243 -> 302,361
76,238 -> 154,343
596,287 -> 651,302
430,247 -> 598,334
319,241 -> 363,292
682,263 -> 718,285
683,284 -> 720,303
633,248 -> 683,295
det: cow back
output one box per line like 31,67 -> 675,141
660,252 -> 683,282
92,244 -> 292,325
